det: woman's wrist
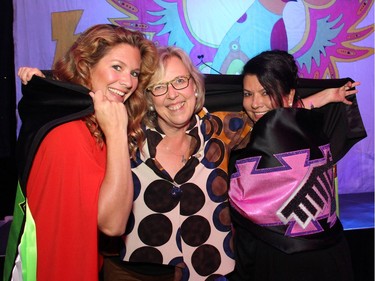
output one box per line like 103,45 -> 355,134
301,90 -> 331,109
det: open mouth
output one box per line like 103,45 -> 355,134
168,102 -> 185,111
108,87 -> 126,97
253,111 -> 268,117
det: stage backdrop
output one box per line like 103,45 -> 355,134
13,0 -> 374,194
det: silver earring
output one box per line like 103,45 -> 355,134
194,92 -> 198,97
289,102 -> 293,108
149,105 -> 155,111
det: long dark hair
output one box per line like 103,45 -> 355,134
242,50 -> 298,107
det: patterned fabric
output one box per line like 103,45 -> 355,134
231,144 -> 336,234
227,107 -> 362,280
229,108 -> 345,252
122,108 -> 251,280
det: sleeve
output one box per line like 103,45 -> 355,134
296,77 -> 367,163
314,94 -> 367,163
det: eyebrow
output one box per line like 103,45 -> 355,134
243,87 -> 265,93
111,59 -> 141,71
156,75 -> 190,84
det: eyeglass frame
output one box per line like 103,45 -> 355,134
145,75 -> 192,97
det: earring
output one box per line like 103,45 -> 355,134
149,105 -> 155,111
289,102 -> 293,108
194,92 -> 198,97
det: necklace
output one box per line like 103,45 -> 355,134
158,136 -> 191,164
161,143 -> 190,164
181,154 -> 188,164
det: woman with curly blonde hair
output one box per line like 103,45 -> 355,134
4,24 -> 157,281
52,23 -> 157,158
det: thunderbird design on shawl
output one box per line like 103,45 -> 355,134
230,141 -> 337,237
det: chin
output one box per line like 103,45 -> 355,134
112,94 -> 126,103
248,113 -> 257,122
122,96 -> 130,103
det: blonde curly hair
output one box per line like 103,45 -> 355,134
52,24 -> 158,158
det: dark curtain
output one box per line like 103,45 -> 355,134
203,74 -> 357,111
0,0 -> 17,218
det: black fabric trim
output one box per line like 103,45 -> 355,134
231,207 -> 344,254
16,76 -> 93,192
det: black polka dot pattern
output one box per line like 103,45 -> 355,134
123,110 -> 251,280
138,214 -> 173,246
129,246 -> 163,264
144,180 -> 179,213
124,212 -> 135,235
180,183 -> 205,216
181,215 -> 211,246
191,244 -> 221,276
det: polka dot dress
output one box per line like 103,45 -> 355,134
122,108 -> 251,280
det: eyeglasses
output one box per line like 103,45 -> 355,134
146,75 -> 191,97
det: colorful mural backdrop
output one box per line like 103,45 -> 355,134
13,0 -> 374,193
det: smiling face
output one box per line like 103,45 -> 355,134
151,56 -> 197,132
243,74 -> 292,123
90,43 -> 141,103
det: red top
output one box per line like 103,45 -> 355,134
27,120 -> 106,281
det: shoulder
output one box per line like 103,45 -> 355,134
198,108 -> 249,127
197,109 -> 252,148
47,120 -> 89,139
41,120 -> 96,152
210,110 -> 251,133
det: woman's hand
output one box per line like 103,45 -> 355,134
18,67 -> 45,85
89,90 -> 128,138
323,81 -> 360,106
301,81 -> 360,109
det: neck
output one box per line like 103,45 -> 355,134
157,134 -> 192,165
157,117 -> 191,138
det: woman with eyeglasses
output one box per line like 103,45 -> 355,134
99,45 -> 252,280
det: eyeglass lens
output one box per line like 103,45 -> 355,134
152,76 -> 190,96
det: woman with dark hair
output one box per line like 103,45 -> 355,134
228,50 -> 365,281
4,24 -> 157,281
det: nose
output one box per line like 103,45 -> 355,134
251,94 -> 263,109
119,73 -> 133,89
166,83 -> 179,99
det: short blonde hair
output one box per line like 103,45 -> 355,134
143,46 -> 205,128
